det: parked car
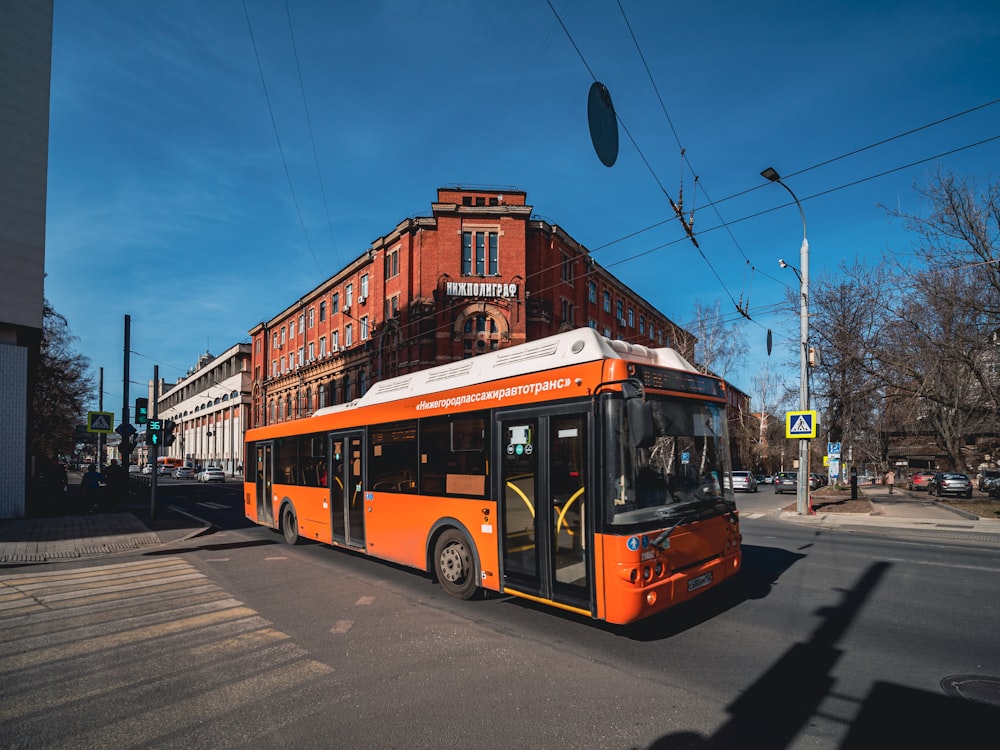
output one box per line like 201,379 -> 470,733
907,471 -> 936,491
977,470 -> 1000,492
173,466 -> 195,479
198,467 -> 226,483
774,472 -> 798,494
809,473 -> 824,490
927,472 -> 973,498
731,471 -> 758,493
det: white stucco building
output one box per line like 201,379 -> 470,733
149,343 -> 252,475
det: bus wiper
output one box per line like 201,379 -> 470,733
651,515 -> 687,550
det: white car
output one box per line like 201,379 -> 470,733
731,471 -> 758,493
198,467 -> 225,483
142,465 -> 153,475
173,467 -> 195,479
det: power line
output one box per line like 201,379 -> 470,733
241,0 -> 324,276
282,0 -> 342,269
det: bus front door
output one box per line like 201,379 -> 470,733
498,409 -> 592,613
329,430 -> 366,550
255,443 -> 273,526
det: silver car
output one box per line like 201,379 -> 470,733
928,472 -> 972,498
731,471 -> 758,493
774,472 -> 798,495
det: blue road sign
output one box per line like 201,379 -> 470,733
786,410 -> 817,439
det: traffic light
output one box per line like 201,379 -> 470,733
135,397 -> 148,425
162,419 -> 177,447
147,419 -> 162,446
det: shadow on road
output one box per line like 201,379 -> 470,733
633,561 -> 1000,748
621,544 -> 807,641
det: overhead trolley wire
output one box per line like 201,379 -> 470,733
241,0 -> 324,276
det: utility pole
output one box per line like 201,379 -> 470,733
121,314 -> 132,466
98,367 -> 104,469
150,365 -> 158,519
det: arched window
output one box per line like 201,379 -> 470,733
318,384 -> 326,409
358,370 -> 367,396
463,314 -> 501,358
304,387 -> 312,415
284,394 -> 291,421
343,373 -> 352,403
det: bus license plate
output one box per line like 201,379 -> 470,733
687,572 -> 713,592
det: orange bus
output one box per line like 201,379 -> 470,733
244,328 -> 741,624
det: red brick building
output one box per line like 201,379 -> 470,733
249,186 -> 699,428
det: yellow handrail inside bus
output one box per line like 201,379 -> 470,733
556,486 -> 585,536
505,480 -> 534,517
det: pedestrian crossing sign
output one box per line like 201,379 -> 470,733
87,411 -> 115,434
785,410 -> 817,439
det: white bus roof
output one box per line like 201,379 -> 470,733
313,327 -> 698,417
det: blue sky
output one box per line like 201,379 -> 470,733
44,0 -> 1000,421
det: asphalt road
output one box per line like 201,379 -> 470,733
2,483 -> 999,749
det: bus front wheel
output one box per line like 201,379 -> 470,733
281,506 -> 300,545
434,529 -> 478,600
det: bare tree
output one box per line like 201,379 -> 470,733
808,260 -> 892,468
689,300 -> 745,382
748,362 -> 787,473
31,300 -> 94,462
872,169 -> 1000,469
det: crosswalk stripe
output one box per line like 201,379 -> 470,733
0,556 -> 335,747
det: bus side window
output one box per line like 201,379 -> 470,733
369,420 -> 418,494
276,437 -> 297,485
420,412 -> 488,497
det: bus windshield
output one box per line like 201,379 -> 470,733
606,395 -> 734,527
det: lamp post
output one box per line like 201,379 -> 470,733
762,166 -> 810,515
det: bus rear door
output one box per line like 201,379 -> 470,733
329,430 -> 366,550
254,442 -> 274,526
497,407 -> 593,615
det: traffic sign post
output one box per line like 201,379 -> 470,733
786,410 -> 818,515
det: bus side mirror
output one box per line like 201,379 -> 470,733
623,381 -> 654,449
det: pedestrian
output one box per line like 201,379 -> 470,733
104,459 -> 126,511
886,469 -> 895,494
80,463 -> 105,511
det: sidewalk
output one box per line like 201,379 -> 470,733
779,484 -> 1000,545
3,481 -> 1000,567
0,492 -> 211,566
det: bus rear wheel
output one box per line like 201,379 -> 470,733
281,506 -> 300,545
434,529 -> 478,600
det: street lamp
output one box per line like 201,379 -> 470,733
762,166 -> 811,515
